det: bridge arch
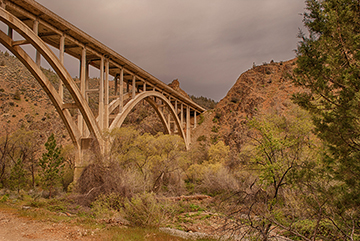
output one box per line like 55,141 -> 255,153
0,1 -> 205,181
109,91 -> 188,148
0,6 -> 104,150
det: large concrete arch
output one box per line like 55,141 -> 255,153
109,91 -> 188,148
0,30 -> 81,148
0,1 -> 205,182
0,7 -> 104,149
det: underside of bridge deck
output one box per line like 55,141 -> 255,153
0,0 -> 205,181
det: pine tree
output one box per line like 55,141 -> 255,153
293,0 -> 360,206
38,134 -> 64,198
9,158 -> 27,193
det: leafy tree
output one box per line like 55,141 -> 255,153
232,107 -> 322,240
38,134 -> 64,198
208,141 -> 229,164
9,130 -> 40,189
0,129 -> 39,189
0,133 -> 15,187
293,0 -> 360,207
109,127 -> 140,158
109,128 -> 187,194
149,133 -> 186,193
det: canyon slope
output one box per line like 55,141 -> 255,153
0,51 -> 301,153
191,59 -> 301,152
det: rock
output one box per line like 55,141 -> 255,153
168,79 -> 190,98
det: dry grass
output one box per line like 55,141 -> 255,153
0,192 -> 218,240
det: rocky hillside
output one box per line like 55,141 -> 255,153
0,51 -> 70,146
191,59 -> 301,152
0,50 -> 301,154
0,51 -> 194,141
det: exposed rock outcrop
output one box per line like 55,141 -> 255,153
168,79 -> 190,98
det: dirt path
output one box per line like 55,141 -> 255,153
0,210 -> 94,241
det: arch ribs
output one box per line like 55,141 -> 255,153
0,1 -> 205,166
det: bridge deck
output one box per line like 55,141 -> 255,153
4,0 -> 205,113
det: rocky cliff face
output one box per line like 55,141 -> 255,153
191,59 -> 301,152
168,79 -> 190,99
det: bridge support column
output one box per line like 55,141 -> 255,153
33,19 -> 41,67
186,105 -> 190,147
99,56 -> 104,129
194,110 -> 197,129
104,59 -> 109,129
119,68 -> 123,113
78,47 -> 86,135
174,100 -> 178,133
59,34 -> 65,101
181,103 -> 184,130
132,75 -> 136,99
84,62 -> 91,137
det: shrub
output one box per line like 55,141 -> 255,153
197,163 -> 239,196
230,97 -> 239,103
122,192 -> 168,227
198,114 -> 205,125
0,194 -> 9,203
91,193 -> 124,219
210,135 -> 219,144
61,167 -> 74,192
214,112 -> 222,119
76,161 -> 129,206
13,90 -> 21,100
197,135 -> 207,142
211,125 -> 219,133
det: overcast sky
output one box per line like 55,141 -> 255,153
33,1 -> 305,101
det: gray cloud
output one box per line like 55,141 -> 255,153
33,0 -> 305,101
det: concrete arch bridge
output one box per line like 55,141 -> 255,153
0,0 -> 205,180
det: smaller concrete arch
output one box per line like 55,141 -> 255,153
109,91 -> 188,148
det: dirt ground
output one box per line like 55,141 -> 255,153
0,210 -> 95,241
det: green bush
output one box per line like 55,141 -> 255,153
29,199 -> 46,208
198,114 -> 205,125
123,192 -> 167,227
197,135 -> 207,142
0,194 -> 9,203
91,193 -> 124,219
211,125 -> 219,133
